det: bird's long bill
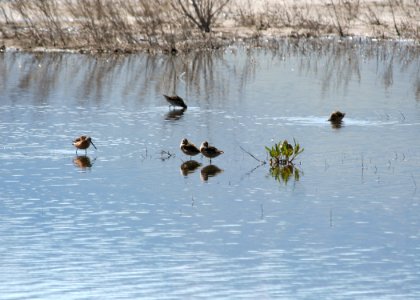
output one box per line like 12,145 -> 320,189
90,140 -> 97,149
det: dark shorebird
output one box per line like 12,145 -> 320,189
199,141 -> 224,163
72,135 -> 97,154
163,94 -> 187,109
328,111 -> 345,123
180,138 -> 200,159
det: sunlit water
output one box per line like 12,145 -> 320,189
1,39 -> 419,299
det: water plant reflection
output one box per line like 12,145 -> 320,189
200,164 -> 223,181
269,164 -> 301,184
180,160 -> 202,176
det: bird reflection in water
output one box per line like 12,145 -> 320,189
200,164 -> 223,181
330,121 -> 343,129
180,160 -> 202,176
73,155 -> 95,169
165,108 -> 186,121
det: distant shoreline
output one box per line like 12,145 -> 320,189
0,0 -> 418,54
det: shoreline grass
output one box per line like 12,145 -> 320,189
0,0 -> 418,54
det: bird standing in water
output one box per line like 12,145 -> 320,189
200,141 -> 224,163
180,138 -> 200,159
72,136 -> 97,154
328,111 -> 345,123
163,94 -> 187,109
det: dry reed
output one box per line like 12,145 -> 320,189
0,0 -> 418,54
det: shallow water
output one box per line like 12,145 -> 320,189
1,40 -> 420,299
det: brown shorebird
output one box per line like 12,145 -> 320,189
328,111 -> 345,123
199,141 -> 224,163
163,94 -> 187,109
72,135 -> 97,154
180,138 -> 200,159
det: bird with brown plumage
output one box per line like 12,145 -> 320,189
180,138 -> 200,159
72,135 -> 97,154
328,111 -> 345,123
199,141 -> 224,164
163,94 -> 187,109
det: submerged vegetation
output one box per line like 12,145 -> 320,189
0,0 -> 418,53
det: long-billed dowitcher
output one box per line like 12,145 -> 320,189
328,111 -> 345,123
200,141 -> 224,163
163,94 -> 187,109
180,138 -> 200,159
72,135 -> 97,154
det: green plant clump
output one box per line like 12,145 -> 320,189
265,139 -> 304,168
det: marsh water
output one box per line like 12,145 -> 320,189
1,39 -> 419,299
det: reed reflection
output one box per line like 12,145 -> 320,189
0,40 -> 417,106
200,164 -> 223,181
73,155 -> 95,169
180,160 -> 202,176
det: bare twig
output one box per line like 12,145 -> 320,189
239,145 -> 266,164
388,0 -> 401,37
330,0 -> 345,37
172,0 -> 231,33
159,150 -> 175,161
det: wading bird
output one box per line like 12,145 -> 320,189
180,138 -> 200,159
200,141 -> 224,163
72,135 -> 97,154
328,111 -> 345,123
163,94 -> 187,109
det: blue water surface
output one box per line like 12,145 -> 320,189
0,39 -> 419,299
